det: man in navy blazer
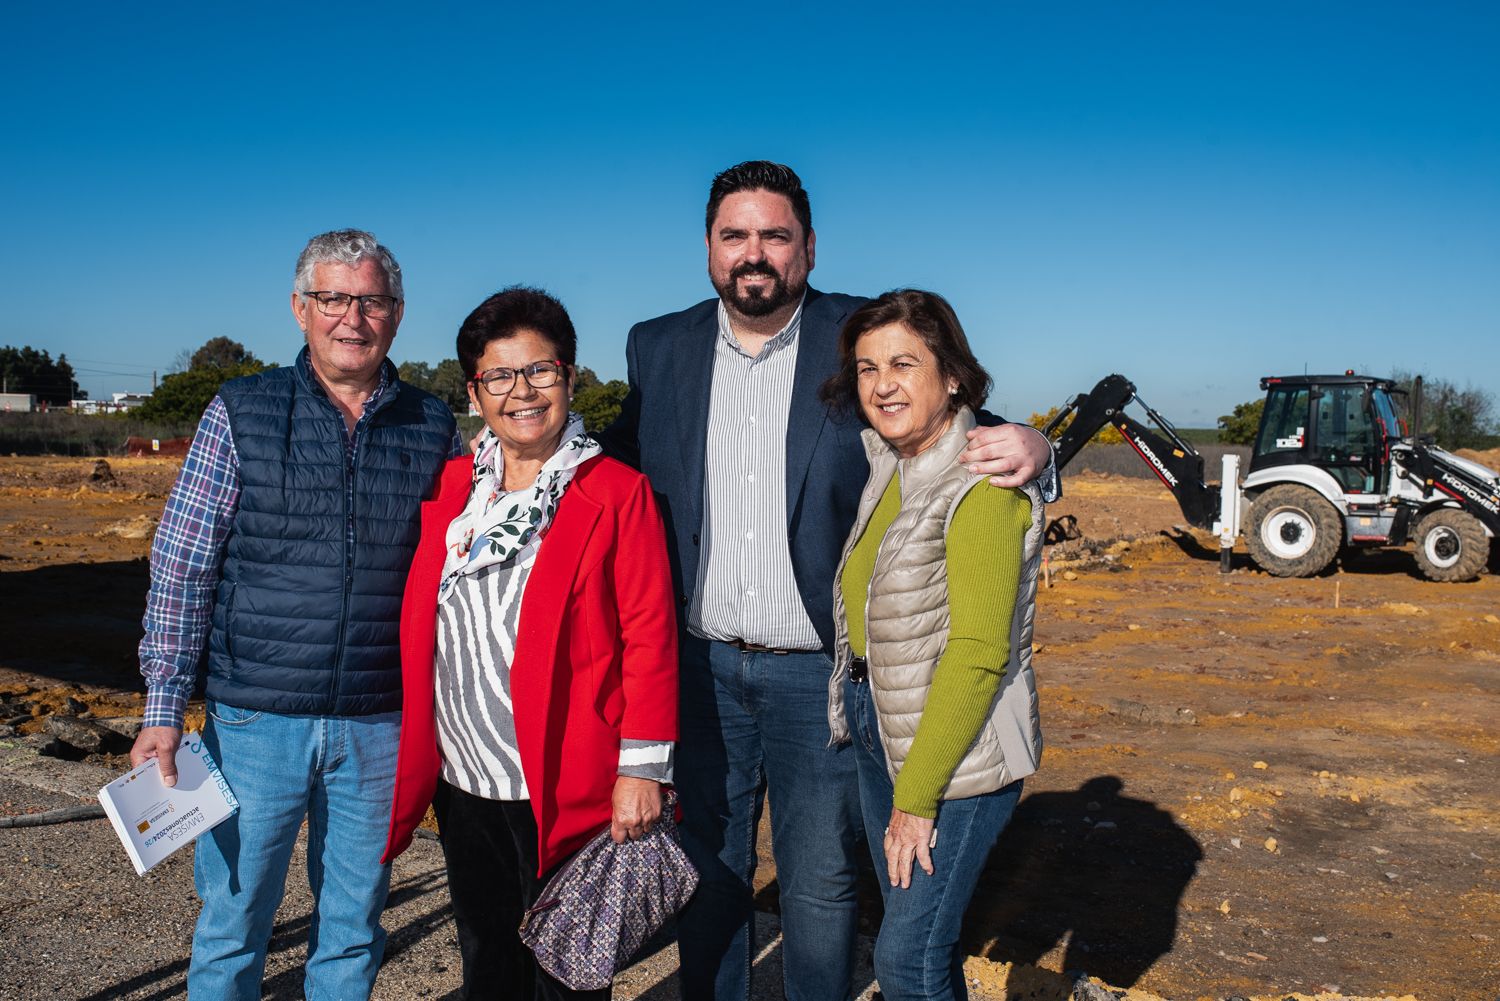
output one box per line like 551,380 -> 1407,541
599,161 -> 1055,1001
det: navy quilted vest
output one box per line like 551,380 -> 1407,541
206,348 -> 455,716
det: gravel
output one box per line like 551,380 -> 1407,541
1,744 -> 1410,1001
0,754 -> 877,1001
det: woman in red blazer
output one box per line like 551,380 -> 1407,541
383,288 -> 678,1001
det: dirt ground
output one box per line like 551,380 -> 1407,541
0,455 -> 1495,1000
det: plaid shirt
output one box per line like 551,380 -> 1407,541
139,373 -> 462,730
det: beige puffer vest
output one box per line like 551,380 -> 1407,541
827,408 -> 1045,799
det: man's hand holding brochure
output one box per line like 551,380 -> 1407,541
97,732 -> 238,875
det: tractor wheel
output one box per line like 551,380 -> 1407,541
1412,508 -> 1489,582
1246,484 -> 1342,577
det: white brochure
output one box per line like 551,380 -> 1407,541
97,733 -> 239,876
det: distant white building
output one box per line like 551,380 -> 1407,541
71,392 -> 151,414
0,393 -> 38,412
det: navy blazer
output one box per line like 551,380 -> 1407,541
598,288 -> 869,653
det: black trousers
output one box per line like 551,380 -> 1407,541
433,780 -> 611,1001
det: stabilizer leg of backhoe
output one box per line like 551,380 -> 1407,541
1215,454 -> 1243,573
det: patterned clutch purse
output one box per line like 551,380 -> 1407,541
518,790 -> 699,990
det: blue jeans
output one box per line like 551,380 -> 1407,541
189,702 -> 400,1001
674,638 -> 862,1001
846,679 -> 1022,1001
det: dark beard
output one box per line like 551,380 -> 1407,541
713,261 -> 803,318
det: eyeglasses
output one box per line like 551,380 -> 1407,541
471,360 -> 568,396
305,290 -> 400,319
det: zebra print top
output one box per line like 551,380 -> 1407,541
433,549 -> 673,801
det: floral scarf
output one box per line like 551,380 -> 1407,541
439,413 -> 601,599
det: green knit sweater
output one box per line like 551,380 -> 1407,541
841,473 -> 1032,818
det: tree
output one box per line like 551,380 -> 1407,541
397,358 -> 468,411
573,366 -> 604,392
1027,406 -> 1123,445
428,360 -> 470,412
137,360 -> 269,423
1217,399 -> 1265,445
0,346 -> 82,405
574,377 -> 629,433
190,337 -> 260,371
397,361 -> 435,393
1432,388 -> 1495,449
1391,371 -> 1497,450
137,338 -> 271,422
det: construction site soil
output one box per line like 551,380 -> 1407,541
0,455 -> 1495,1000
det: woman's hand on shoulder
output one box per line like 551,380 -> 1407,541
610,776 -> 663,843
884,807 -> 937,888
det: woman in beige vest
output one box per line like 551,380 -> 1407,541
821,289 -> 1045,1001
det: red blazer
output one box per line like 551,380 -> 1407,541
382,454 -> 678,874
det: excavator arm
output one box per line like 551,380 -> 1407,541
1044,374 -> 1221,530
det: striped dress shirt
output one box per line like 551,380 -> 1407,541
688,297 -> 823,651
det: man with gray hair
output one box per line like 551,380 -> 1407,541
129,229 -> 457,999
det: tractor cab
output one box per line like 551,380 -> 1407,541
1250,374 -> 1402,496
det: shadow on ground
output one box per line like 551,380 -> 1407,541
68,865 -> 461,1001
745,776 -> 1199,990
1162,525 -> 1477,582
969,775 -> 1202,988
0,559 -> 152,688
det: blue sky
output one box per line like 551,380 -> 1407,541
3,2 -> 1496,426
